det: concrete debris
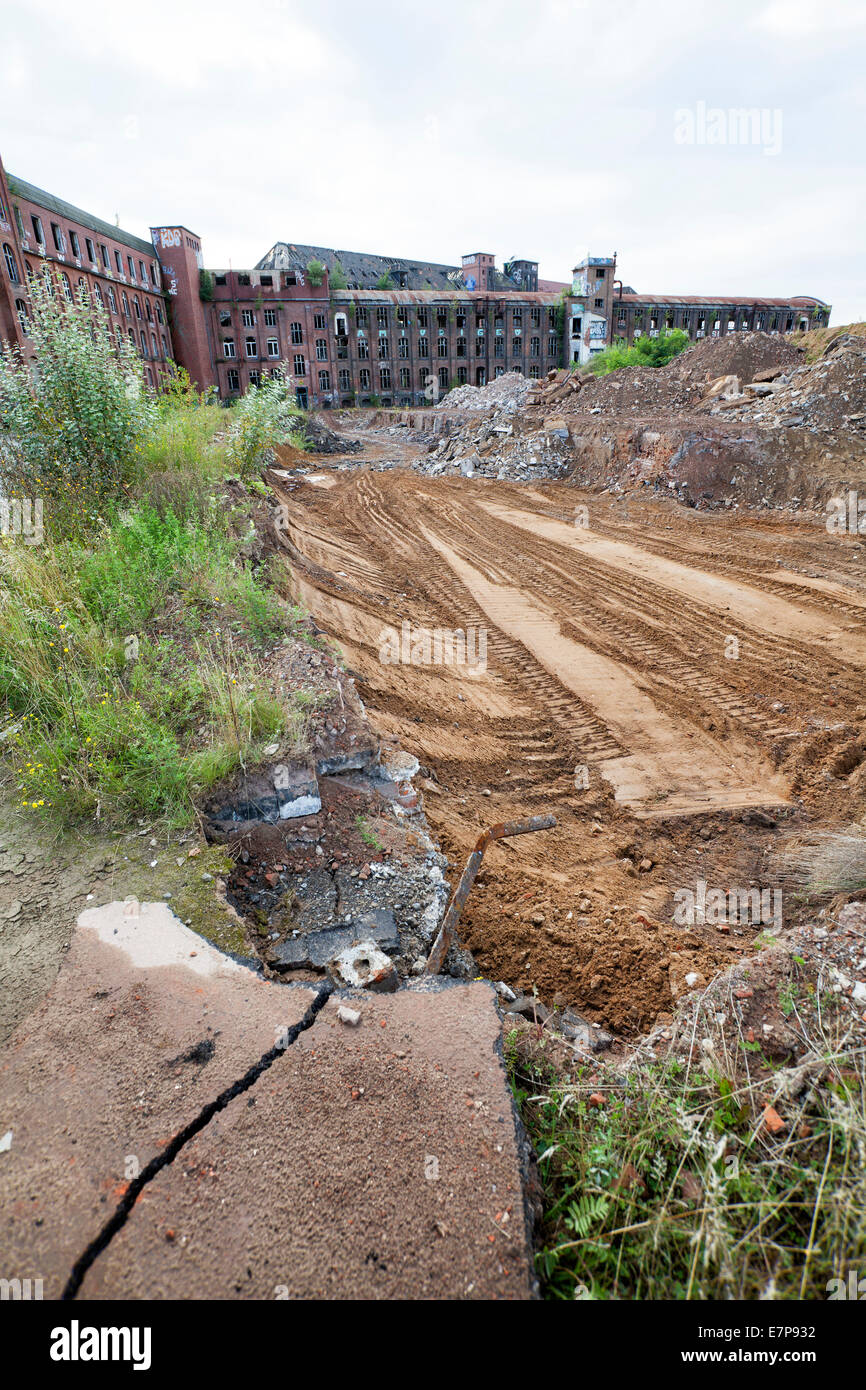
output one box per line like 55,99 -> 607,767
337,1004 -> 362,1026
327,940 -> 400,992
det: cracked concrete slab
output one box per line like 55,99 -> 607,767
0,901 -> 534,1300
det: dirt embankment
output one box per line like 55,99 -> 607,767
402,331 -> 866,509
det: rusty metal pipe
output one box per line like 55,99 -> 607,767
425,814 -> 557,975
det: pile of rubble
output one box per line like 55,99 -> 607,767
530,333 -> 808,420
703,332 -> 866,436
436,372 -> 531,415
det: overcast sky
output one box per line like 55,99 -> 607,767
2,0 -> 864,321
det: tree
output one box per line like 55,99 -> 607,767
306,259 -> 326,287
329,261 -> 348,290
375,272 -> 394,290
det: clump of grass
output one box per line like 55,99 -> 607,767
507,1000 -> 866,1300
0,481 -> 311,827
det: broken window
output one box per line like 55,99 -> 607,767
290,322 -> 303,344
357,334 -> 369,359
85,237 -> 96,263
494,338 -> 504,357
396,306 -> 408,325
336,337 -> 349,359
456,339 -> 466,356
267,338 -> 279,357
50,222 -> 65,254
457,366 -> 468,384
418,337 -> 429,358
359,368 -> 370,389
398,337 -> 409,359
438,367 -> 449,389
476,367 -> 486,386
548,307 -> 556,327
31,214 -> 45,246
223,339 -> 236,358
437,309 -> 447,329
475,338 -> 485,356
399,367 -> 410,388
438,337 -> 448,358
531,306 -> 540,327
242,309 -> 255,327
314,313 -> 326,330
530,336 -> 540,357
319,369 -> 331,391
264,308 -> 277,327
219,309 -> 232,327
260,275 -> 273,286
512,336 -> 522,355
293,354 -> 306,375
3,243 -> 19,284
380,366 -> 391,390
122,292 -> 130,317
378,336 -> 390,359
548,334 -> 558,355
238,274 -> 251,286
69,230 -> 80,259
315,339 -> 328,361
357,306 -> 368,325
249,369 -> 260,386
226,369 -> 239,392
284,273 -> 297,287
529,364 -> 541,379
339,369 -> 351,391
215,274 -> 227,286
513,307 -> 522,325
377,306 -> 389,327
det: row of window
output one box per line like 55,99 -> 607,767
3,252 -> 165,329
224,363 -> 547,393
13,292 -> 168,361
221,329 -> 561,364
616,307 -> 805,332
10,207 -> 159,289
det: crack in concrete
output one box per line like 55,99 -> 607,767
61,982 -> 333,1300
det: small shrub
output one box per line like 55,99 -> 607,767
225,365 -> 305,477
0,270 -> 156,539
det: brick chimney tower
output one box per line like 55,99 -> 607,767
150,224 -> 215,391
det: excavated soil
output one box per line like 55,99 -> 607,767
270,436 -> 865,1035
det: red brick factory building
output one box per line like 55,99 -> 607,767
1,152 -> 832,408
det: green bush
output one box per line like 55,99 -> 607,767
306,259 -> 325,288
0,270 -> 156,540
585,328 -> 691,376
225,365 -> 307,476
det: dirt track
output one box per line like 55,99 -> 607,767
272,448 -> 866,1033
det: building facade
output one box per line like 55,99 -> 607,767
0,152 -> 833,406
0,153 -> 170,385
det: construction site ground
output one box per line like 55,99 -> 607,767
272,420 -> 865,1037
2,366 -> 864,1303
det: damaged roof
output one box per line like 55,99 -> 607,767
255,242 -> 531,292
618,292 -> 829,308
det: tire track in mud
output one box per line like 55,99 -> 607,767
269,467 -> 866,1032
